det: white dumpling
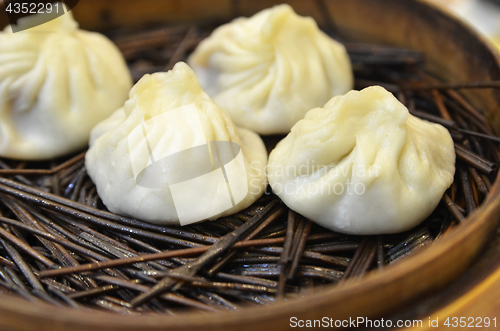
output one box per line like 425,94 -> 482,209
86,62 -> 268,226
267,86 -> 456,235
188,4 -> 353,135
0,10 -> 132,160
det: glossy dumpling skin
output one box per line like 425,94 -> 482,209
188,4 -> 353,135
86,62 -> 268,226
0,10 -> 132,160
267,86 -> 456,235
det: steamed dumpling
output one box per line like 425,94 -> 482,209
86,62 -> 268,226
188,4 -> 353,135
0,10 -> 132,160
267,86 -> 456,235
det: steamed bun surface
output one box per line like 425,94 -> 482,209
0,10 -> 132,159
268,86 -> 456,235
86,62 -> 267,225
188,4 -> 353,135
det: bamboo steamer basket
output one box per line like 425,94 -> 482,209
0,0 -> 499,330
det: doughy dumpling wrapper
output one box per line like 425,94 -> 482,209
188,4 -> 353,135
0,9 -> 132,160
268,86 -> 455,235
86,62 -> 268,226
